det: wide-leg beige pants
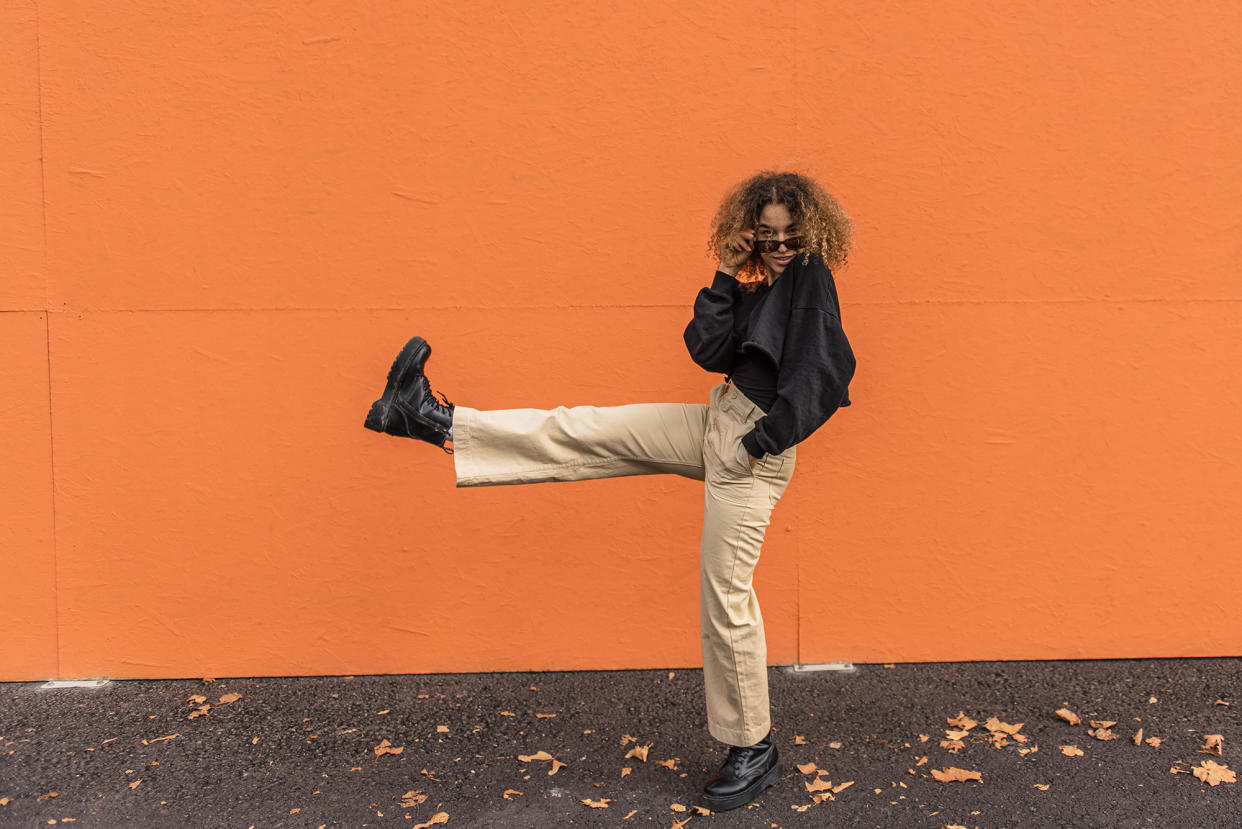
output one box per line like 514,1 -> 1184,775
451,381 -> 796,747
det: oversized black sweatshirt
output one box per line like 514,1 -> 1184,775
683,251 -> 856,458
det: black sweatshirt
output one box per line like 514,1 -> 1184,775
683,252 -> 856,458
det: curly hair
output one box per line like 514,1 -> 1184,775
706,170 -> 853,293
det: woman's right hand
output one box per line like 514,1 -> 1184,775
717,229 -> 755,275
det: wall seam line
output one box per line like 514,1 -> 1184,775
35,0 -> 62,681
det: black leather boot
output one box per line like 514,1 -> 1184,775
364,335 -> 455,453
701,729 -> 781,812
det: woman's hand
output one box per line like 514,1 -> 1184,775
718,229 -> 755,275
747,452 -> 761,470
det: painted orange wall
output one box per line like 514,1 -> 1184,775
4,1 -> 1240,680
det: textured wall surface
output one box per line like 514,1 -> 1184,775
3,0 -> 1241,679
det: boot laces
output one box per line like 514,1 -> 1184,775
416,374 -> 454,454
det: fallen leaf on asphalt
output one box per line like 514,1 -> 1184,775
943,825 -> 968,828
656,758 -> 680,770
793,735 -> 807,745
500,711 -> 515,717
939,739 -> 964,753
187,704 -> 211,719
947,713 -> 978,731
1059,745 -> 1084,756
792,803 -> 814,812
373,740 -> 404,757
692,805 -> 712,815
1034,783 -> 1050,790
670,803 -> 687,812
411,812 -> 448,829
620,734 -> 637,745
930,767 -> 981,783
129,780 -> 141,789
985,717 -> 1023,736
1145,736 -> 1165,748
1199,735 -> 1224,756
672,818 -> 692,828
502,789 -> 522,799
623,809 -> 637,819
536,713 -> 556,718
1214,699 -> 1230,706
1088,720 -> 1117,729
420,768 -> 441,781
621,767 -> 632,777
805,776 -> 834,793
625,743 -> 651,762
919,734 -> 930,742
37,793 -> 59,802
400,791 -> 427,807
0,798 -> 9,806
1018,745 -> 1039,757
201,677 -> 214,684
1191,760 -> 1235,786
1170,765 -> 1190,774
517,750 -> 567,774
796,762 -> 818,775
1055,708 -> 1081,726
581,798 -> 611,808
141,734 -> 180,745
944,729 -> 970,741
1088,727 -> 1119,741
218,693 -> 242,704
915,756 -> 929,766
1133,728 -> 1143,745
828,741 -> 843,749
187,695 -> 206,704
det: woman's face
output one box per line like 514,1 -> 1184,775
755,202 -> 800,282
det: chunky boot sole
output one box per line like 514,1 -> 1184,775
701,760 -> 781,812
364,336 -> 431,433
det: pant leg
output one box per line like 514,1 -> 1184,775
452,400 -> 708,487
698,381 -> 797,747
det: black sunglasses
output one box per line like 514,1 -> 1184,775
753,234 -> 804,253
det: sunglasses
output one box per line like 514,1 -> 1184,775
753,234 -> 804,253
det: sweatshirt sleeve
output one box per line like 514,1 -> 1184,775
683,270 -> 739,374
740,307 -> 855,457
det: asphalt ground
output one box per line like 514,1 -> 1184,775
0,658 -> 1238,828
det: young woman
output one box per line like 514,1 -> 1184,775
364,170 -> 856,811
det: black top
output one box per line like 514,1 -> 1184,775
683,254 -> 855,458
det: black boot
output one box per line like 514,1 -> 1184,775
701,729 -> 781,812
364,335 -> 455,453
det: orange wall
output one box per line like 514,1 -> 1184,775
4,1 -> 1241,680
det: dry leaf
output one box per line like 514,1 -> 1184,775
792,804 -> 813,812
420,768 -> 441,781
1088,720 -> 1117,729
1145,736 -> 1164,748
670,803 -> 687,812
672,818 -> 693,829
796,762 -> 818,775
1059,745 -> 1084,756
944,729 -> 970,741
218,693 -> 242,704
536,713 -> 556,718
805,776 -> 834,793
373,739 -> 404,757
1033,783 -> 1050,790
400,791 -> 427,808
436,726 -> 449,733
581,798 -> 611,808
412,812 -> 449,829
624,743 -> 651,762
619,734 -> 637,745
620,767 -> 631,777
828,741 -> 842,749
1132,728 -> 1143,746
187,695 -> 207,705
500,711 -> 515,717
502,789 -> 522,799
984,717 -> 1023,736
1199,735 -> 1224,756
1214,699 -> 1230,707
1054,708 -> 1081,726
1191,760 -> 1235,786
793,735 -> 807,745
939,739 -> 964,753
656,758 -> 680,770
947,712 -> 978,731
930,767 -> 982,783
129,780 -> 141,789
1088,728 -> 1119,741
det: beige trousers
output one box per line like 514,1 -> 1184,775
451,381 -> 796,747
